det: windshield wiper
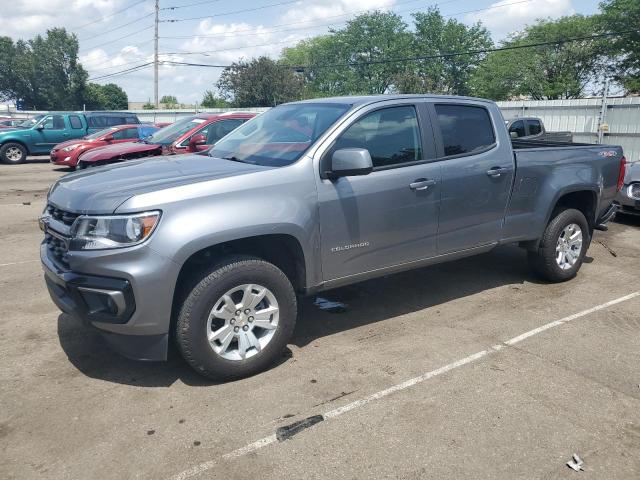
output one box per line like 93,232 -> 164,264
221,155 -> 248,163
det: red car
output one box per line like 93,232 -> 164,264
50,124 -> 160,169
0,117 -> 23,129
76,113 -> 256,168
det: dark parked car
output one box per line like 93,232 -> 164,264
50,124 -> 160,169
616,158 -> 639,216
506,117 -> 573,143
76,112 -> 255,168
0,112 -> 140,164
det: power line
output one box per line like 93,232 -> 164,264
160,0 -> 461,37
78,12 -> 154,41
159,0 -> 530,56
88,62 -> 154,81
161,0 -> 301,22
160,38 -> 305,56
69,0 -> 148,31
80,25 -> 154,52
161,30 -> 639,71
161,0 -> 223,10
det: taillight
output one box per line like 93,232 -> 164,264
617,156 -> 626,192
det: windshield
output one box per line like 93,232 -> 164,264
209,103 -> 351,167
85,127 -> 119,140
145,116 -> 206,145
20,115 -> 44,128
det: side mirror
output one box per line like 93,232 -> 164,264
189,133 -> 207,148
509,131 -> 518,139
103,134 -> 114,142
328,148 -> 373,178
36,124 -> 44,130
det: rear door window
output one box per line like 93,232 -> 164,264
87,116 -> 106,128
527,119 -> 542,135
105,116 -> 126,126
331,106 -> 423,168
435,104 -> 496,156
69,115 -> 83,129
112,128 -> 139,140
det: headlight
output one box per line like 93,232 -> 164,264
62,144 -> 81,152
69,211 -> 161,250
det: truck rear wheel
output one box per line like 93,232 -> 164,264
0,142 -> 27,164
528,208 -> 590,282
176,255 -> 297,380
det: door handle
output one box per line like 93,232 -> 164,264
486,167 -> 509,178
409,178 -> 437,191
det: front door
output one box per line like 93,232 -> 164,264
430,103 -> 514,254
316,104 -> 441,281
34,115 -> 69,153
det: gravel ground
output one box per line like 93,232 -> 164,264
1,159 -> 639,480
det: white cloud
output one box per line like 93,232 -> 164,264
466,0 -> 575,39
279,0 -> 395,26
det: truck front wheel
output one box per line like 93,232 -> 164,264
528,208 -> 590,282
176,255 -> 297,380
0,142 -> 27,164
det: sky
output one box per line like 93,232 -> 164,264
0,0 -> 603,104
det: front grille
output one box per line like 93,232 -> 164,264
629,183 -> 640,200
44,204 -> 79,267
46,204 -> 79,226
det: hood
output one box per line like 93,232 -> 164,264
48,154 -> 272,213
79,141 -> 157,162
0,127 -> 33,137
52,138 -> 93,150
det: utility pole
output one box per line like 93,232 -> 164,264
597,78 -> 610,145
154,0 -> 159,109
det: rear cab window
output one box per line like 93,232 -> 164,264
527,119 -> 542,135
434,104 -> 496,157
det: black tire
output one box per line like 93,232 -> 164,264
0,142 -> 27,164
176,255 -> 297,380
528,208 -> 590,282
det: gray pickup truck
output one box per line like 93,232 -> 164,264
40,95 -> 625,380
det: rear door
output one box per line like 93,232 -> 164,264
316,102 -> 441,281
429,102 -> 514,254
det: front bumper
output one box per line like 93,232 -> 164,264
41,242 -> 178,361
50,149 -> 81,167
616,184 -> 640,214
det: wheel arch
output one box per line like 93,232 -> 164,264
171,233 -> 308,321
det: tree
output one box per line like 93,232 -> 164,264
160,95 -> 178,108
599,0 -> 640,93
217,56 -> 303,107
83,83 -> 128,110
99,83 -> 128,109
142,102 -> 155,110
0,28 -> 88,110
200,90 -> 230,107
470,15 -> 606,100
395,8 -> 492,95
282,11 -> 413,96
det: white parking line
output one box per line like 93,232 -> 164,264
0,260 -> 39,267
171,291 -> 640,480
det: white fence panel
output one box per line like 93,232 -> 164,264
497,97 -> 640,162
